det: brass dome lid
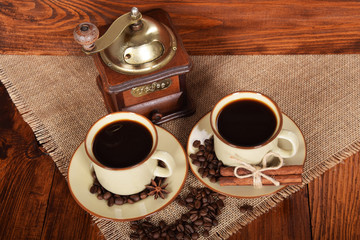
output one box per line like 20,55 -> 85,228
75,7 -> 177,75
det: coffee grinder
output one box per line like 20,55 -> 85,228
73,7 -> 194,124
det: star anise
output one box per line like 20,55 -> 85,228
146,178 -> 169,199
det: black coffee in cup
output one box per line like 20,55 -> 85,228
216,99 -> 277,147
92,120 -> 153,168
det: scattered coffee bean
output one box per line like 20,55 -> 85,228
89,172 -> 169,207
203,230 -> 210,237
239,204 -> 254,213
191,137 -> 224,182
89,185 -> 97,194
107,197 -> 115,207
129,187 -> 226,239
103,191 -> 112,200
192,140 -> 201,148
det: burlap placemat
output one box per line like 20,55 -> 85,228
1,55 -> 360,239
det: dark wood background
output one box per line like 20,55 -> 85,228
1,0 -> 360,239
2,0 -> 360,55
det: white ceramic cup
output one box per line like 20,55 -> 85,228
210,91 -> 299,166
85,112 -> 175,195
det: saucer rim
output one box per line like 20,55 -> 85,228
186,111 -> 307,198
67,126 -> 188,221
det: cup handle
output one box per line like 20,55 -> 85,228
152,150 -> 176,178
273,130 -> 299,158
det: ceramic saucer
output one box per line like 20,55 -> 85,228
68,126 -> 188,221
187,112 -> 306,198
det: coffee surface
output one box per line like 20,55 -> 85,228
217,99 -> 277,147
93,120 -> 153,168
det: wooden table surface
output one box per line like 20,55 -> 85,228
1,1 -> 360,239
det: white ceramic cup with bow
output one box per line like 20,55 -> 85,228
210,91 -> 299,166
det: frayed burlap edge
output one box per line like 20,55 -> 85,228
0,68 -> 69,178
1,65 -> 360,240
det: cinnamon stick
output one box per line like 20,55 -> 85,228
218,175 -> 303,186
220,165 -> 303,177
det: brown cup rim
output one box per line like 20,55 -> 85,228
210,91 -> 283,149
84,112 -> 159,171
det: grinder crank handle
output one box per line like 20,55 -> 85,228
73,7 -> 142,54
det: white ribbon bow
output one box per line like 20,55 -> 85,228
231,152 -> 284,189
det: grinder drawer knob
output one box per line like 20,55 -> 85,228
150,111 -> 163,123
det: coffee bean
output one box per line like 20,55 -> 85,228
210,176 -> 217,183
140,191 -> 148,199
189,154 -> 197,160
181,213 -> 189,221
176,232 -> 184,239
129,187 -> 226,239
185,198 -> 194,205
192,140 -> 201,148
103,191 -> 112,200
93,179 -> 101,186
204,222 -> 213,227
194,219 -> 203,226
239,204 -> 254,213
192,160 -> 201,167
194,200 -> 201,209
115,197 -> 124,205
90,185 -> 97,194
178,199 -> 186,207
205,144 -> 213,151
216,199 -> 225,209
142,221 -> 153,228
107,196 -> 115,207
176,223 -> 184,232
152,231 -> 160,239
218,194 -> 226,200
203,216 -> 212,223
196,150 -> 204,156
204,225 -> 212,231
189,213 -> 198,222
184,235 -> 191,240
97,194 -> 103,200
209,210 -> 217,219
201,169 -> 209,178
199,209 -> 208,217
130,223 -> 139,231
191,232 -> 199,239
206,152 -> 214,161
130,194 -> 140,202
184,224 -> 194,234
187,202 -> 195,209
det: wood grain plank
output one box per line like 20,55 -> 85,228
1,0 -> 360,55
229,187 -> 312,240
0,84 -> 55,240
309,153 -> 360,239
40,167 -> 101,240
